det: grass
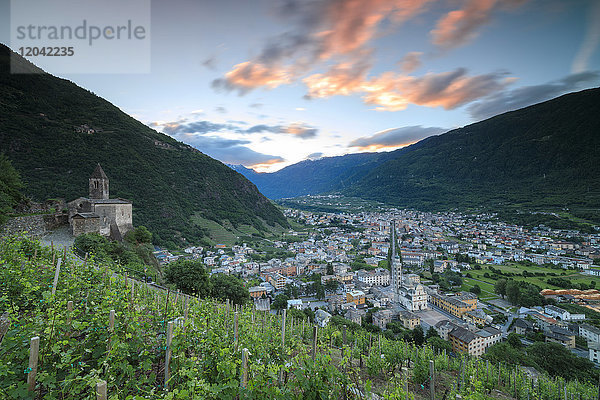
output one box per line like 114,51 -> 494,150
466,263 -> 599,290
460,277 -> 498,300
191,214 -> 238,246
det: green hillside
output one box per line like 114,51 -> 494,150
346,88 -> 600,226
0,44 -> 287,247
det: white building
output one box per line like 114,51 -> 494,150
544,305 -> 585,321
356,268 -> 390,287
398,282 -> 428,311
476,326 -> 502,349
589,342 -> 600,364
580,323 -> 600,344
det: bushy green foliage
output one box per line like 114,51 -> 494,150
74,232 -> 160,280
469,284 -> 481,294
527,342 -> 598,382
0,45 -> 288,248
0,154 -> 24,224
164,259 -> 210,297
504,279 -> 545,306
209,273 -> 250,305
164,260 -> 250,304
124,225 -> 152,245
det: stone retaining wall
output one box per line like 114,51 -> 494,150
1,213 -> 69,238
1,215 -> 47,238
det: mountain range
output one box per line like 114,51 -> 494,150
235,88 -> 600,226
0,44 -> 288,248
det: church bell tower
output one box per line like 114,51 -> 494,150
89,163 -> 109,199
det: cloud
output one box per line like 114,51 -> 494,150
349,125 -> 445,150
399,52 -> 422,73
242,122 -> 319,139
572,0 -> 600,73
214,0 -> 433,94
467,71 -> 600,120
174,133 -> 284,166
304,66 -> 510,111
152,116 -> 320,140
212,62 -> 292,94
283,122 -> 318,138
249,103 -> 263,108
210,0 -> 516,111
215,106 -> 227,114
306,152 -> 323,160
151,120 -> 236,135
243,124 -> 283,134
431,0 -> 528,49
304,57 -> 371,98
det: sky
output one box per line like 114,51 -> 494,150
1,0 -> 599,172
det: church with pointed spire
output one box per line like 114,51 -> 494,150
68,164 -> 133,239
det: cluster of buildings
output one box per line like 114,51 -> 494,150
511,304 -> 600,364
153,206 -> 600,359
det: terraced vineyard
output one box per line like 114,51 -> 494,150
0,235 -> 597,399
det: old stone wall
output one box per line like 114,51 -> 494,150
1,214 -> 69,238
1,215 -> 47,238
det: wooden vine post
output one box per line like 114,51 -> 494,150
184,296 -> 189,331
241,348 -> 249,388
67,301 -> 74,325
430,360 -> 435,400
109,310 -> 115,332
234,311 -> 239,351
108,309 -> 115,351
27,336 -> 40,392
281,309 -> 286,348
165,321 -> 174,391
312,325 -> 318,361
402,367 -> 409,396
96,380 -> 107,400
51,258 -> 62,296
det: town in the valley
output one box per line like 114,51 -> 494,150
153,199 -> 600,364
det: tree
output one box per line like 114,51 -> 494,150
125,225 -> 152,244
324,279 -> 340,293
310,280 -> 325,300
283,283 -> 299,298
210,274 -> 250,305
507,332 -> 522,348
425,327 -> 440,339
469,284 -> 481,295
165,259 -> 210,297
326,263 -> 334,275
427,337 -> 452,352
74,232 -> 109,260
272,294 -> 290,310
494,278 -> 507,298
0,154 -> 24,225
484,342 -> 528,366
412,325 -> 425,346
506,280 -> 520,304
527,342 -> 599,383
425,259 -> 434,275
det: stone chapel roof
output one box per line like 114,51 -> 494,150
90,163 -> 108,180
